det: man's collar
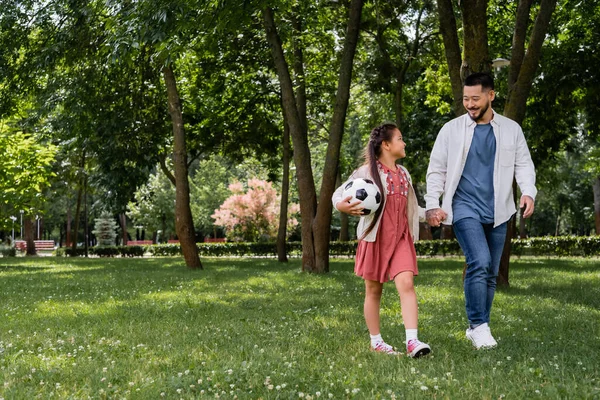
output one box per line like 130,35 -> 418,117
465,109 -> 498,127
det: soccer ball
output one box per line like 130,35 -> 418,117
341,178 -> 382,216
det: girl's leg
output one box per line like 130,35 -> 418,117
394,271 -> 431,357
364,279 -> 384,334
393,271 -> 418,329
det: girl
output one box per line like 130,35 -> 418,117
332,123 -> 445,358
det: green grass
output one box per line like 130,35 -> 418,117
0,256 -> 599,399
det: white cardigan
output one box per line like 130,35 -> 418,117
425,111 -> 537,227
332,164 -> 426,242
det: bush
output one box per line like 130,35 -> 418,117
64,248 -> 87,257
92,246 -> 120,257
0,245 -> 17,257
512,236 -> 600,257
56,246 -> 147,257
120,246 -> 145,257
54,236 -> 600,258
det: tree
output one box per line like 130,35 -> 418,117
435,0 -> 557,285
263,0 -> 364,272
92,212 -> 119,246
127,166 -> 176,243
212,178 -> 299,242
0,122 -> 57,254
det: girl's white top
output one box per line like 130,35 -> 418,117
332,164 -> 426,243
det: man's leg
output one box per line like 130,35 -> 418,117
483,222 -> 508,324
453,218 -> 492,328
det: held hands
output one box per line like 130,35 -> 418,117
520,195 -> 535,218
336,196 -> 365,216
426,208 -> 447,227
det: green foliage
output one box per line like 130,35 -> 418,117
189,158 -> 234,237
91,246 -> 121,258
0,126 -> 57,227
56,245 -> 146,258
92,212 -> 119,246
512,236 -> 600,257
127,166 -> 176,241
141,236 -> 600,258
0,244 -> 17,257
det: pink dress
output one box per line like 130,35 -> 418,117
354,163 -> 418,283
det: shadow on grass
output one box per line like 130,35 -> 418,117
501,278 -> 600,310
510,257 -> 600,274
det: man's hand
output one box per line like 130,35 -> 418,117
426,208 -> 447,227
336,196 -> 365,216
520,195 -> 535,218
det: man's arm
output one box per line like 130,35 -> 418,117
425,125 -> 449,211
514,128 -> 537,201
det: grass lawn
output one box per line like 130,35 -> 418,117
0,256 -> 599,399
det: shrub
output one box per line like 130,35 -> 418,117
120,246 -> 145,257
55,236 -> 600,258
0,245 -> 17,257
92,246 -> 120,257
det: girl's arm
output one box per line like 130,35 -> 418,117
332,169 -> 364,215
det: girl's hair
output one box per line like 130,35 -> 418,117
360,122 -> 398,239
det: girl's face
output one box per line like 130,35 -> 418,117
383,128 -> 406,159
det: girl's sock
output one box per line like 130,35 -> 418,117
405,329 -> 418,344
370,333 -> 383,348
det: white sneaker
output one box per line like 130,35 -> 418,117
482,324 -> 498,347
466,323 -> 497,349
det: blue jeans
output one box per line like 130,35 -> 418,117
453,218 -> 507,327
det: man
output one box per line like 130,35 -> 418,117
425,72 -> 537,349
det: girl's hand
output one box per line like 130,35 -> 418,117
336,196 -> 365,216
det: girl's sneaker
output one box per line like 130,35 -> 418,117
370,341 -> 399,355
406,339 -> 431,358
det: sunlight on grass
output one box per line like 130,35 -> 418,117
0,256 -> 598,399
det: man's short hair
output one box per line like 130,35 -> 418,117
464,72 -> 494,91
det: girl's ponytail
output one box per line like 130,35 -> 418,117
360,123 -> 397,239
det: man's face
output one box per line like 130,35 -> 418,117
463,85 -> 495,122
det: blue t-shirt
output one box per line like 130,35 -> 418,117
452,123 -> 496,223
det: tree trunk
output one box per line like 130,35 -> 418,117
498,0 -> 556,285
504,0 -> 557,123
66,202 -> 71,247
264,1 -> 363,272
593,176 -> 600,235
120,213 -> 128,245
436,0 -> 464,115
24,217 -> 36,256
263,7 -> 318,271
277,121 -> 291,262
162,64 -> 202,269
460,0 -> 491,77
72,184 -> 83,250
519,210 -> 527,238
312,0 -> 364,273
337,171 -> 350,241
84,174 -> 89,257
291,13 -> 308,135
71,151 -> 85,250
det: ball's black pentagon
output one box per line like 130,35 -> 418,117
362,208 -> 372,215
344,181 -> 354,190
364,179 -> 373,184
375,192 -> 381,204
355,188 -> 368,201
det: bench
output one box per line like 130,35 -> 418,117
14,240 -> 56,251
204,238 -> 226,243
126,240 -> 153,246
167,239 -> 180,244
